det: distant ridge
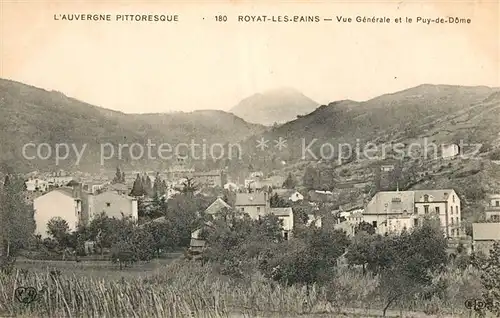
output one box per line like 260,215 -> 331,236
0,78 -> 265,172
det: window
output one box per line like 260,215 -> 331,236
424,195 -> 429,202
424,205 -> 429,214
257,207 -> 261,213
451,229 -> 455,236
241,207 -> 245,212
496,200 -> 500,207
435,207 -> 440,213
456,217 -> 459,224
450,218 -> 454,225
453,195 -> 455,203
451,206 -> 454,214
106,202 -> 111,207
457,229 -> 460,236
372,221 -> 377,228
283,232 -> 289,240
414,207 -> 418,214
414,219 -> 419,227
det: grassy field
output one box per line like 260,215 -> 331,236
14,253 -> 182,280
0,258 -> 486,317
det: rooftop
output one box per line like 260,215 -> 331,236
270,207 -> 293,217
235,192 -> 267,206
205,197 -> 231,215
472,223 -> 500,241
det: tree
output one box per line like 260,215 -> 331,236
262,227 -> 349,286
178,177 -> 198,195
88,213 -> 116,255
129,174 -> 145,197
46,217 -> 72,258
354,221 -> 375,235
3,175 -> 10,187
282,173 -> 297,189
292,204 -> 312,226
0,174 -> 36,257
377,221 -> 448,316
472,242 -> 500,317
345,231 -> 377,274
166,193 -> 209,247
142,175 -> 153,197
148,192 -> 167,219
112,166 -> 123,184
144,220 -> 175,258
270,193 -> 289,208
137,197 -> 148,218
110,239 -> 135,270
202,209 -> 284,277
303,166 -> 319,190
152,172 -> 166,196
47,217 -> 70,241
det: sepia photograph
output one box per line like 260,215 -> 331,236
0,0 -> 499,317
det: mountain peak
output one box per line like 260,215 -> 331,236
230,88 -> 319,126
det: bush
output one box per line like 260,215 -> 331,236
490,150 -> 500,161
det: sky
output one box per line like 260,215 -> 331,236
1,1 -> 499,113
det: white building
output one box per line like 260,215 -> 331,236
33,188 -> 80,238
269,207 -> 294,240
25,178 -> 49,192
364,189 -> 461,238
86,191 -> 138,223
441,144 -> 460,159
273,189 -> 304,202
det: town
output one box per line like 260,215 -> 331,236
14,149 -> 500,260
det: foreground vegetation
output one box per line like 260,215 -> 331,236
0,258 -> 491,317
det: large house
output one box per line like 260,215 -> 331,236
364,189 -> 461,238
234,192 -> 270,218
34,186 -> 138,238
86,191 -> 138,223
33,188 -> 81,238
472,223 -> 500,255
